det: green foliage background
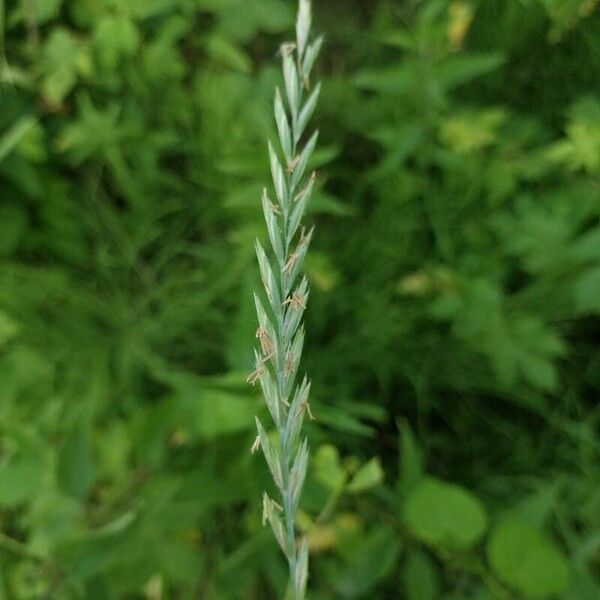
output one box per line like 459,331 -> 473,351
1,0 -> 599,598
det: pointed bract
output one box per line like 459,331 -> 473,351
302,35 -> 323,80
296,0 -> 311,59
275,87 -> 293,162
296,83 -> 321,144
291,130 -> 319,193
295,537 -> 309,599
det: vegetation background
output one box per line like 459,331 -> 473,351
1,0 -> 599,598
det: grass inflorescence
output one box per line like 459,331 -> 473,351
247,1 -> 322,598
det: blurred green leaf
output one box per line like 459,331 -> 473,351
566,565 -> 600,600
347,457 -> 383,493
404,477 -> 487,550
548,97 -> 600,172
432,279 -> 565,392
170,373 -> 256,439
487,520 -> 569,597
0,451 -> 44,507
439,108 -> 506,154
314,444 -> 346,491
0,310 -> 19,348
59,512 -> 138,583
433,54 -> 505,91
575,265 -> 600,314
0,115 -> 37,163
57,417 -> 95,499
40,29 -> 91,104
397,420 -> 424,496
401,549 -> 440,600
93,15 -> 140,71
0,203 -> 27,256
336,526 -> 402,598
204,34 -> 252,73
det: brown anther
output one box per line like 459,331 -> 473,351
256,327 -> 274,354
301,400 -> 315,421
282,250 -> 299,275
246,365 -> 264,385
246,350 -> 275,385
286,156 -> 300,174
283,291 -> 306,311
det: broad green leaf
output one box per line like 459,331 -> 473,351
487,520 -> 569,598
177,386 -> 256,439
404,477 -> 487,550
314,444 -> 345,491
347,457 -> 383,493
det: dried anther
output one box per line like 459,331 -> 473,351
283,291 -> 306,310
286,156 -> 300,173
246,365 -> 264,386
268,200 -> 282,215
282,250 -> 299,275
256,327 -> 275,353
262,494 -> 284,526
246,350 -> 276,385
250,435 -> 261,454
301,399 -> 315,420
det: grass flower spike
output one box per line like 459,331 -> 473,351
249,0 -> 322,598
